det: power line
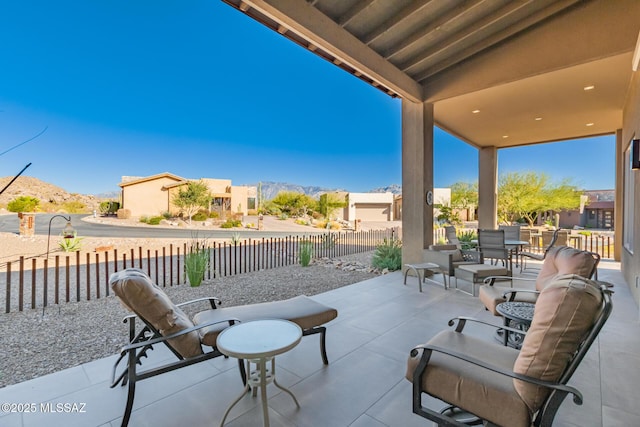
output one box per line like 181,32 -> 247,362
0,126 -> 48,157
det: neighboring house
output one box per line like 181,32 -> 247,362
393,188 -> 451,221
326,191 -> 395,222
118,172 -> 256,218
538,189 -> 615,230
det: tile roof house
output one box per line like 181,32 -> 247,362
118,172 -> 256,218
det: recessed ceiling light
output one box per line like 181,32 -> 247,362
502,135 -> 509,139
583,85 -> 595,91
586,122 -> 595,126
472,109 -> 480,114
535,117 -> 542,121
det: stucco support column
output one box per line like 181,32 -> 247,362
401,100 -> 434,265
478,146 -> 498,229
614,129 -> 623,262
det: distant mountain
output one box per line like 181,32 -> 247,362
243,181 -> 402,200
96,190 -> 120,199
370,184 -> 401,194
245,181 -> 347,200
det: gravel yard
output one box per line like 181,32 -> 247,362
0,247 -> 377,388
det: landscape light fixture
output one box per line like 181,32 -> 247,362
46,215 -> 74,258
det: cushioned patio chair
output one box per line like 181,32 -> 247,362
406,274 -> 612,427
423,244 -> 483,287
519,228 -> 559,272
109,268 -> 338,427
478,246 -> 600,316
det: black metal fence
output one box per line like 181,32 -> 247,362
1,228 -> 398,313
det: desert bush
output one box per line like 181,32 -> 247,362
7,196 -> 40,212
457,230 -> 478,249
191,211 -> 208,221
99,201 -> 120,215
147,216 -> 163,225
299,239 -> 313,267
209,211 -> 220,219
220,219 -> 242,228
372,238 -> 402,271
59,201 -> 86,213
184,235 -> 210,287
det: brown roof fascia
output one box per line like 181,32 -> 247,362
118,172 -> 186,188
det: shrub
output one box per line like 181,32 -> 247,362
139,216 -> 149,224
147,216 -> 163,225
220,219 -> 242,228
184,235 -> 210,287
7,196 -> 40,212
60,201 -> 86,213
99,201 -> 120,215
191,211 -> 208,221
209,211 -> 220,219
299,239 -> 313,267
372,238 -> 402,271
457,230 -> 478,249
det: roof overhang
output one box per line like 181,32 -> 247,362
221,0 -> 640,149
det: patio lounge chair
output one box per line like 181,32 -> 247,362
109,268 -> 338,426
406,274 -> 613,427
478,246 -> 600,316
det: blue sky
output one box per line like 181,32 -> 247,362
0,1 -> 615,195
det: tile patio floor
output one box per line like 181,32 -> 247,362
1,259 -> 639,427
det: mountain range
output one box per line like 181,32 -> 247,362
245,182 -> 402,200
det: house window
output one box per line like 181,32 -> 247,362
247,197 -> 256,210
624,141 -> 635,254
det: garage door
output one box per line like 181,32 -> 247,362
354,204 -> 390,221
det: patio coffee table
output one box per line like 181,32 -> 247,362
403,262 -> 445,291
496,301 -> 535,349
217,319 -> 302,427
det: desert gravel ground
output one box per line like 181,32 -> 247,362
0,228 -> 379,388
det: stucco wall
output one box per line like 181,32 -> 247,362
621,67 -> 640,305
122,177 -> 179,217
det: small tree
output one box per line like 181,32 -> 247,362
498,172 -> 581,226
450,181 -> 478,220
270,191 -> 317,217
7,196 -> 40,212
173,180 -> 211,224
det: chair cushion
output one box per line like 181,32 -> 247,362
193,295 -> 338,347
479,285 -> 536,315
535,246 -> 597,291
406,331 -> 530,427
456,264 -> 508,278
513,274 -> 602,412
109,269 -> 203,358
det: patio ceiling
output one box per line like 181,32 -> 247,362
221,0 -> 640,148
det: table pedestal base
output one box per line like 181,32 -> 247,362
220,357 -> 299,427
